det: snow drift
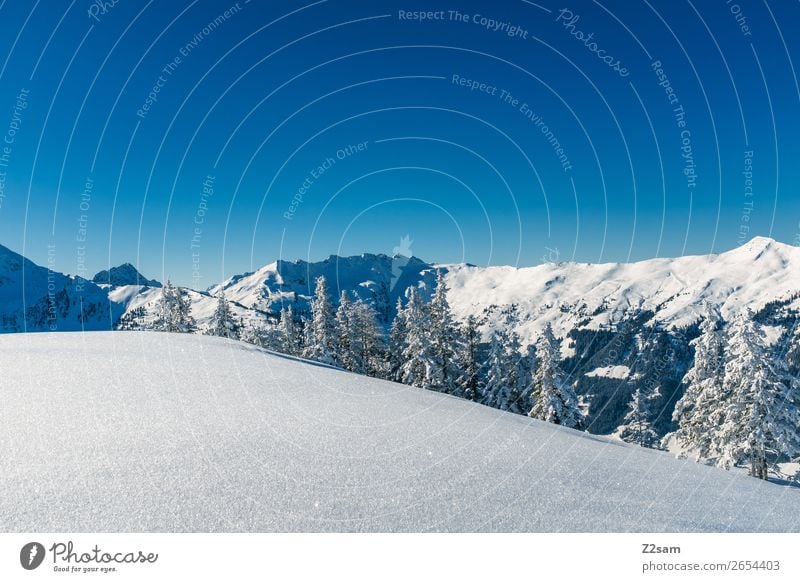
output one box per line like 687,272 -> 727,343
1,332 -> 798,532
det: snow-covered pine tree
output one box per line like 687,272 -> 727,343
350,299 -> 386,377
786,320 -> 800,375
305,275 -> 336,364
528,323 -> 581,428
503,312 -> 532,414
715,311 -> 800,479
278,306 -> 301,355
240,319 -> 264,347
240,318 -> 279,349
456,314 -> 482,401
481,328 -> 512,409
207,291 -> 240,339
153,280 -> 196,333
399,287 -> 435,389
512,343 -> 536,414
618,386 -> 661,448
672,304 -> 726,459
428,270 -> 458,394
388,297 -> 407,381
116,306 -> 147,330
335,291 -> 356,371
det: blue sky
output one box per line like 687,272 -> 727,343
0,0 -> 798,287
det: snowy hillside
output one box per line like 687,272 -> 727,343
1,331 -> 798,532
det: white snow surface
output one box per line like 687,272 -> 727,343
2,332 -> 799,533
585,365 -> 631,379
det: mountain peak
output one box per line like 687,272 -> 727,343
92,263 -> 161,287
744,235 -> 777,249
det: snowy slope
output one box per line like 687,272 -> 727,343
1,332 -> 798,532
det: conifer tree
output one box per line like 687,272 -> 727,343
428,271 -> 458,394
481,329 -> 512,409
672,305 -> 726,459
399,287 -> 435,388
351,300 -> 386,377
456,314 -> 483,401
388,297 -> 407,381
335,291 -> 355,371
619,386 -> 661,448
715,311 -> 800,479
305,275 -> 336,364
207,291 -> 240,339
528,323 -> 581,428
153,280 -> 195,333
278,306 -> 301,356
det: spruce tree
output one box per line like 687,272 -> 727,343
388,297 -> 407,381
207,291 -> 240,339
153,280 -> 196,333
786,320 -> 800,375
528,323 -> 581,428
672,304 -> 726,459
715,311 -> 800,479
335,291 -> 355,371
456,314 -> 483,401
428,271 -> 458,394
278,306 -> 301,355
399,287 -> 435,388
481,329 -> 512,409
351,300 -> 386,377
305,275 -> 336,364
618,386 -> 660,448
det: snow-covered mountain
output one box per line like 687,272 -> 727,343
209,253 -> 436,322
92,263 -> 161,287
2,237 -> 798,436
0,244 -> 121,332
209,236 -> 800,340
445,236 -> 800,340
1,331 -> 797,532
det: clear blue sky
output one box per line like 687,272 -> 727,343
0,0 -> 798,287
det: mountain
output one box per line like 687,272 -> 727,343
444,236 -> 800,339
0,244 -> 122,332
2,237 -> 798,436
2,331 -> 797,532
210,237 -> 800,339
92,263 -> 161,287
209,253 -> 435,321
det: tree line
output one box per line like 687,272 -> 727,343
120,275 -> 800,480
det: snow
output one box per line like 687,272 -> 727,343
0,244 -> 121,332
444,236 -> 800,341
1,331 -> 799,533
209,254 -> 435,314
585,365 -> 631,379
